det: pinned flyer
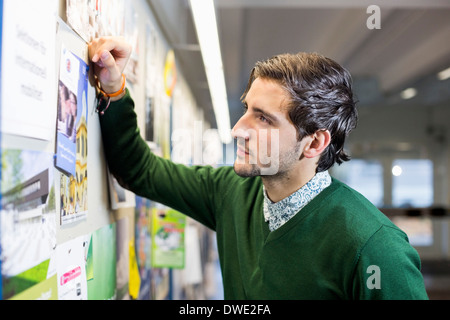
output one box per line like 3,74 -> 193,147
0,0 -> 57,140
56,45 -> 89,225
56,236 -> 88,300
55,45 -> 88,177
151,207 -> 186,269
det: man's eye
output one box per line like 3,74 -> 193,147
259,115 -> 269,123
242,105 -> 248,114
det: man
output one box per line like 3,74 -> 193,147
89,37 -> 428,299
66,91 -> 77,142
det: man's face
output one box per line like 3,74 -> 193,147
231,77 -> 304,177
69,94 -> 77,114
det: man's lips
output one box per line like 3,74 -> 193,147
236,146 -> 250,157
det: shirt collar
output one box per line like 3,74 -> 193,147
263,171 -> 332,231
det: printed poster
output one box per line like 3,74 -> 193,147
183,225 -> 203,286
66,0 -> 125,42
56,45 -> 88,225
55,45 -> 88,176
116,217 -> 130,300
87,224 -> 117,300
0,0 -> 57,140
66,0 -> 97,42
123,2 -> 139,84
108,172 -> 135,210
135,196 -> 152,300
0,0 -> 3,301
0,149 -> 57,299
56,235 -> 89,300
128,240 -> 141,299
144,23 -> 157,143
9,275 -> 58,300
151,207 -> 186,269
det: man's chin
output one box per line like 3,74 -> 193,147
233,163 -> 260,178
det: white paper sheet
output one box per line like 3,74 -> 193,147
1,0 -> 57,140
56,235 -> 88,300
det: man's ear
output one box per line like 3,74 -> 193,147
303,130 -> 331,159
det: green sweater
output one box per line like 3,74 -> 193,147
99,91 -> 428,300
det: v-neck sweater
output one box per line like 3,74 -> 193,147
99,91 -> 428,300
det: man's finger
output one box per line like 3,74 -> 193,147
99,50 -> 116,69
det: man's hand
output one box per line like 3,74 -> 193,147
89,37 -> 132,100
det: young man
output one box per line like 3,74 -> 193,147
89,37 -> 428,299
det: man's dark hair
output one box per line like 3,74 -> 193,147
241,52 -> 358,172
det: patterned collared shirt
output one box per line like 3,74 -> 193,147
263,171 -> 332,231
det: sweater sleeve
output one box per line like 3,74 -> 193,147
98,91 -> 231,230
351,225 -> 429,300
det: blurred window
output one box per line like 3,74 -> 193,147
392,159 -> 433,208
332,159 -> 384,207
391,216 -> 433,246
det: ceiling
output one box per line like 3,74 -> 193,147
148,0 -> 450,135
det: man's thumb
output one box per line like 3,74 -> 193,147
100,50 -> 115,69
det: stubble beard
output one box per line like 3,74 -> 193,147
233,143 -> 301,179
233,162 -> 261,178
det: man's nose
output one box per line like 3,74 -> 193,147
231,116 -> 251,140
